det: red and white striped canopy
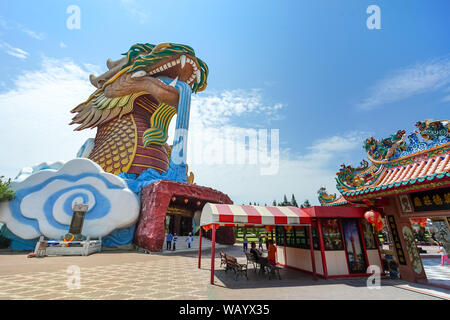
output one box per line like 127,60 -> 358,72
200,203 -> 311,227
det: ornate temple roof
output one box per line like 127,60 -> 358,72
335,120 -> 450,201
317,187 -> 349,207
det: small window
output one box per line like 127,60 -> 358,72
321,219 -> 344,250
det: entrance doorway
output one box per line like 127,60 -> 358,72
165,212 -> 193,236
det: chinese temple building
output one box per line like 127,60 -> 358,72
318,119 -> 450,284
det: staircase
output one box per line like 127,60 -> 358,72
162,236 -> 230,254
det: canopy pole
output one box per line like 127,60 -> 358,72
317,218 -> 328,279
198,227 -> 202,269
309,224 -> 317,280
210,224 -> 217,285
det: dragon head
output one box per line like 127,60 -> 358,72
71,42 -> 208,132
88,42 -> 208,108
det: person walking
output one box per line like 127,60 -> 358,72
172,233 -> 178,251
186,232 -> 194,248
438,242 -> 449,266
166,232 -> 173,251
258,235 -> 264,251
265,233 -> 269,251
243,235 -> 248,251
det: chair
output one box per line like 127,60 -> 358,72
266,263 -> 282,280
244,251 -> 259,272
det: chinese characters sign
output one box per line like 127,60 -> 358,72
410,188 -> 450,212
387,216 -> 406,265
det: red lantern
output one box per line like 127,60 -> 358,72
284,226 -> 292,232
184,198 -> 189,204
374,219 -> 384,231
265,225 -> 273,232
365,210 -> 384,232
171,196 -> 176,202
196,201 -> 201,206
364,210 -> 380,224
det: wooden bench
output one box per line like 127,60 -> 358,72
224,255 -> 248,280
219,251 -> 227,268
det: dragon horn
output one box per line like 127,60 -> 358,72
107,57 -> 127,70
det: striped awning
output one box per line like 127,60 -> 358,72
200,203 -> 311,227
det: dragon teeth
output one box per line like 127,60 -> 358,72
180,55 -> 186,69
169,76 -> 178,87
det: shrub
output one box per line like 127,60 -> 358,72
0,176 -> 15,202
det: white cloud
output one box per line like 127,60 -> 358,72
18,26 -> 45,40
0,41 -> 29,59
120,0 -> 150,24
190,89 -> 284,127
0,57 -> 96,179
358,57 -> 450,110
0,16 -> 45,40
60,42 -> 67,48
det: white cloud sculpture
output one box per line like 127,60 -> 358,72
0,158 -> 140,240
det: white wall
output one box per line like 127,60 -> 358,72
276,246 -> 323,275
324,251 -> 349,276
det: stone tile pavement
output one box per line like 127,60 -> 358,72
0,245 -> 448,300
422,257 -> 450,289
0,252 -> 216,300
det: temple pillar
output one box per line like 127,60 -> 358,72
383,195 -> 427,283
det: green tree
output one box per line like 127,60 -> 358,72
0,176 -> 15,202
281,194 -> 290,206
300,199 -> 311,208
291,194 -> 299,207
272,200 -> 277,206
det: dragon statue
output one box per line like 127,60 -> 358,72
317,187 -> 337,203
415,120 -> 450,141
336,160 -> 370,188
363,130 -> 407,162
71,43 -> 208,176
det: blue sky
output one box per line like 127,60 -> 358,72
0,0 -> 449,205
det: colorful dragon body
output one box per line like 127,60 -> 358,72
415,120 -> 450,141
336,119 -> 449,191
363,130 -> 407,162
70,43 -> 208,176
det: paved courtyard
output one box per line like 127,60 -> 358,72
0,245 -> 449,300
422,257 -> 450,289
